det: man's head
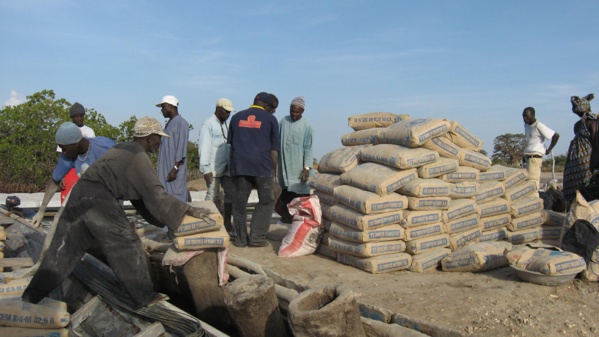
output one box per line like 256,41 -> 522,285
522,107 -> 536,125
156,95 -> 179,119
56,122 -> 84,159
134,116 -> 170,153
290,96 -> 305,121
253,92 -> 276,112
268,94 -> 279,114
69,102 -> 86,127
215,98 -> 235,123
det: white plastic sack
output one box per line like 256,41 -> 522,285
279,195 -> 323,257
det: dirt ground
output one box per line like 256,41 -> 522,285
207,172 -> 599,337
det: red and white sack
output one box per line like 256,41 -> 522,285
278,195 -> 323,257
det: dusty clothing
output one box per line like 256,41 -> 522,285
564,114 -> 595,201
524,157 -> 543,190
23,141 -> 189,307
158,114 -> 190,202
205,175 -> 234,204
277,116 -> 313,195
233,176 -> 275,244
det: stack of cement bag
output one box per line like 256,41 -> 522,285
170,201 -> 229,251
310,112 -> 555,274
0,226 -> 4,272
0,297 -> 70,336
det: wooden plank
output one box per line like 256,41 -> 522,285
132,321 -> 165,337
0,257 -> 33,268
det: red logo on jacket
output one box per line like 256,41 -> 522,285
239,115 -> 262,128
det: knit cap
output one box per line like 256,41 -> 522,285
55,122 -> 83,145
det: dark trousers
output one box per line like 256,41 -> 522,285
275,189 -> 310,223
232,176 -> 275,245
22,181 -> 155,307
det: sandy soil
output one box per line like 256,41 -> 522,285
194,172 -> 599,336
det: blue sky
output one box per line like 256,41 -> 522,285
2,1 -> 598,160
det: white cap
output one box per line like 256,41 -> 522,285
216,98 -> 235,112
156,95 -> 179,107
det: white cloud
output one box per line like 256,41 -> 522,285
4,90 -> 21,107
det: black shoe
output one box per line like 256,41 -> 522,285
249,240 -> 271,247
232,240 -> 248,248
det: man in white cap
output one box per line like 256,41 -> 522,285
23,117 -> 211,309
198,98 -> 236,236
31,122 -> 116,227
156,95 -> 190,202
275,96 -> 314,223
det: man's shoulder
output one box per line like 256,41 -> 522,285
91,136 -> 116,146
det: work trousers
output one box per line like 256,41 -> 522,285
205,175 -> 234,204
232,176 -> 275,245
524,157 -> 542,190
22,180 -> 155,307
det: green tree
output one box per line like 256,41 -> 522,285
492,133 -> 526,166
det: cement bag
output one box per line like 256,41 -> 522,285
480,227 -> 508,242
510,197 -> 544,218
477,198 -> 510,218
409,248 -> 451,272
0,277 -> 32,298
175,214 -> 221,236
445,121 -> 483,150
407,196 -> 451,211
404,222 -> 445,241
448,227 -> 482,251
279,195 -> 323,257
401,210 -> 443,227
443,199 -> 477,223
337,252 -> 412,274
449,181 -> 479,199
0,327 -> 68,337
329,222 -> 405,243
505,227 -> 539,244
506,244 -> 586,275
173,226 -> 230,250
421,136 -> 462,159
559,191 -> 599,245
321,203 -> 333,220
378,118 -> 451,148
313,190 -> 337,206
327,204 -> 403,230
416,158 -> 459,179
441,241 -> 512,272
538,226 -> 561,240
340,162 -> 417,196
440,166 -> 480,182
316,235 -> 338,260
543,210 -> 566,227
503,181 -> 537,204
479,169 -> 506,182
318,145 -> 367,174
458,149 -> 492,171
507,212 -> 546,234
503,168 -> 530,189
0,297 -> 69,328
405,233 -> 450,254
309,172 -> 341,194
360,144 -> 438,169
475,181 -> 506,204
334,185 -> 408,214
329,237 -> 406,257
480,213 -> 511,231
398,178 -> 450,197
348,112 -> 404,131
443,213 -> 480,234
341,128 -> 382,146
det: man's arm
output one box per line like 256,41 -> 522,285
545,132 -> 560,155
31,179 -> 60,228
198,122 -> 214,184
166,121 -> 189,182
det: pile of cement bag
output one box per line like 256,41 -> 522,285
310,112 -> 560,273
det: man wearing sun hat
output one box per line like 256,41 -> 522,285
23,117 -> 211,309
156,95 -> 190,202
31,121 -> 116,227
199,97 -> 236,236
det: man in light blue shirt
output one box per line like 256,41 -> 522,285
275,96 -> 314,223
199,98 -> 236,235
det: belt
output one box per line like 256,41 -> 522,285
524,154 -> 543,159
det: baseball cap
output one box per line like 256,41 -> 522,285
216,98 -> 235,112
133,117 -> 170,137
155,95 -> 179,107
55,122 -> 83,145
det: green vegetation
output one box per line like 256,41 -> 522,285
0,90 -> 199,192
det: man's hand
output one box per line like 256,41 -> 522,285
186,206 -> 211,218
299,167 -> 310,183
204,172 -> 214,185
31,211 -> 44,228
166,167 -> 178,182
58,179 -> 66,191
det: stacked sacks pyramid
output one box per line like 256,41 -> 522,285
310,112 -> 556,274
